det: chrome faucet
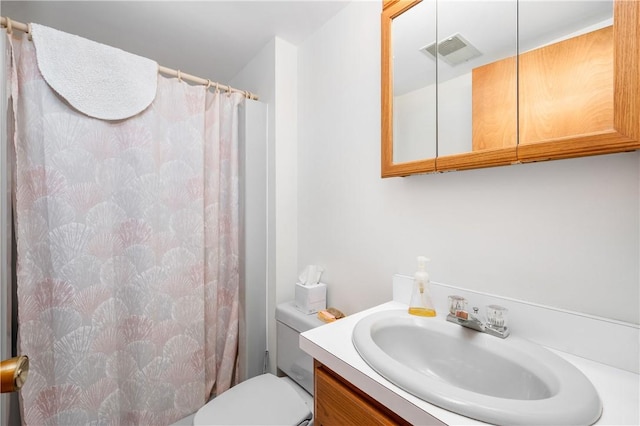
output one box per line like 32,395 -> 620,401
446,296 -> 510,338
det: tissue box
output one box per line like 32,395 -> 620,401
294,282 -> 327,314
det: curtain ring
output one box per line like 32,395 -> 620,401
5,17 -> 13,35
177,70 -> 182,83
26,23 -> 33,41
215,82 -> 220,94
205,79 -> 212,90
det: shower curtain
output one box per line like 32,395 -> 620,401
9,32 -> 241,425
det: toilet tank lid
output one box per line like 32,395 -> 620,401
276,301 -> 325,332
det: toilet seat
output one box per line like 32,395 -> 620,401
193,373 -> 312,425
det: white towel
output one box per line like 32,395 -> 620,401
31,23 -> 158,120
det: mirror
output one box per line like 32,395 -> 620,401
392,0 -> 437,164
435,0 -> 518,171
381,0 -> 639,177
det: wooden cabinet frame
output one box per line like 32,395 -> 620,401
381,0 -> 640,177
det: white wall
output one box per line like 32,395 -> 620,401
238,100 -> 268,381
297,1 -> 639,324
437,73 -> 472,155
231,37 -> 298,373
394,72 -> 472,161
394,84 -> 436,162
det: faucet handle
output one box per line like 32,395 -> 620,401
486,305 -> 508,330
448,295 -> 467,315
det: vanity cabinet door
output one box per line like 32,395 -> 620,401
314,361 -> 410,426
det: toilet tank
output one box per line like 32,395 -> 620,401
276,301 -> 325,395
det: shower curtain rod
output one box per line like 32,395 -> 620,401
1,16 -> 259,100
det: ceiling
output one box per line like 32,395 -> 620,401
1,1 -> 352,84
3,1 -> 614,97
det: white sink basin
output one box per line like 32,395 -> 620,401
352,309 -> 602,425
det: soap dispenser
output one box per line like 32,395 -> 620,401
408,256 -> 436,317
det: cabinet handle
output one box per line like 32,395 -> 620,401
1,355 -> 29,393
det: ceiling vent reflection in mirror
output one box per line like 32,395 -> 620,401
420,33 -> 482,66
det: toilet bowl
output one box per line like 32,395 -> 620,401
192,301 -> 324,425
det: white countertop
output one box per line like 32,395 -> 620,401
300,301 -> 640,425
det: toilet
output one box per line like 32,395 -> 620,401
192,301 -> 324,425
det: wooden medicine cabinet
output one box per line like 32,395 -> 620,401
381,0 -> 639,177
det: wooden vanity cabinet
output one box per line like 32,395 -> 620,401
314,361 -> 411,426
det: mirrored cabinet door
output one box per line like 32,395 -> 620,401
392,0 -> 437,165
382,0 -> 437,176
517,0 -> 624,162
435,0 -> 518,171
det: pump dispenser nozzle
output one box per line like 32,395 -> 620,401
408,256 -> 436,317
